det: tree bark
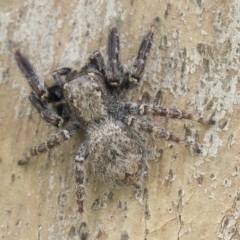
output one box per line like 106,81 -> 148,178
0,0 -> 240,239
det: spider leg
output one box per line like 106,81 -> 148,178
121,102 -> 215,125
29,93 -> 64,127
18,124 -> 80,165
131,17 -> 160,82
14,48 -> 72,126
107,26 -> 123,86
124,116 -> 201,153
74,141 -> 89,239
52,67 -> 71,85
14,48 -> 49,101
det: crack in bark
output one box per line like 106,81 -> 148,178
216,188 -> 240,239
177,190 -> 196,240
148,216 -> 179,236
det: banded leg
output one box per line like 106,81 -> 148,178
107,26 -> 123,86
18,124 -> 80,165
121,102 -> 216,125
124,116 -> 201,153
74,141 -> 89,240
131,17 -> 160,82
14,48 -> 49,101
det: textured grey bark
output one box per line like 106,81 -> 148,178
1,0 -> 240,239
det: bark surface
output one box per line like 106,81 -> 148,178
0,1 -> 240,239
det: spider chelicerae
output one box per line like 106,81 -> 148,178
14,17 -> 214,239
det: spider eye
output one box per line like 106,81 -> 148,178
95,87 -> 101,92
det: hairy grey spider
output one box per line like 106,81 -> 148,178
14,17 -> 214,239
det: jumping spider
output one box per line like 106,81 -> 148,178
14,18 -> 214,239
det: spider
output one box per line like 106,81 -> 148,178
14,17 -> 214,239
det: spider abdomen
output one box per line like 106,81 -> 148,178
88,120 -> 146,188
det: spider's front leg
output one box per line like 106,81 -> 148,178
14,49 -> 66,127
29,93 -> 63,126
107,26 -> 123,86
74,141 -> 89,239
131,17 -> 160,82
14,48 -> 49,100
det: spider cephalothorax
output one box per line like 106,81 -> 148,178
63,71 -> 110,122
14,17 -> 214,239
